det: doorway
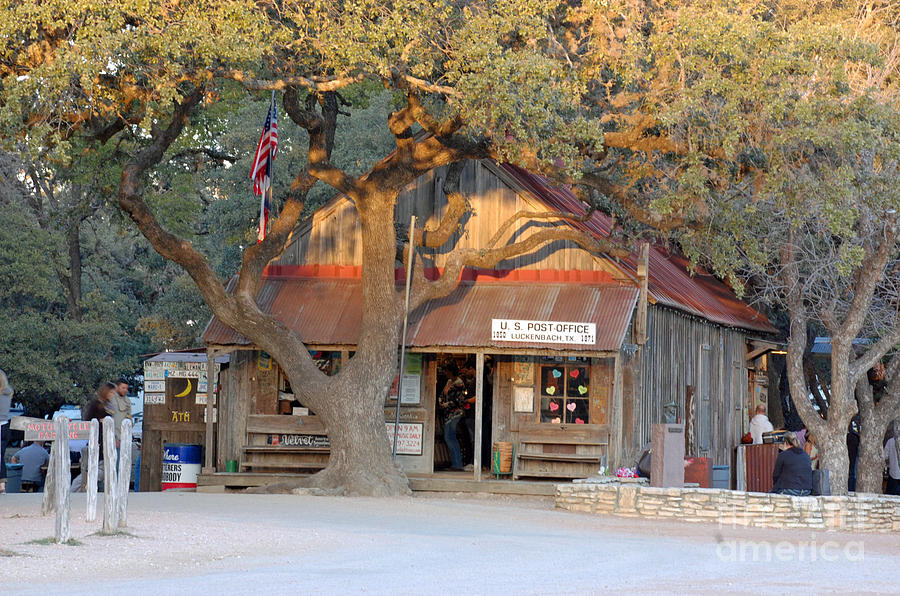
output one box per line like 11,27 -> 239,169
433,353 -> 494,474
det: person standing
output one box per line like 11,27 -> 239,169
749,404 -> 775,444
11,441 -> 50,491
71,383 -> 115,492
111,378 -> 133,448
0,368 -> 12,494
438,361 -> 467,471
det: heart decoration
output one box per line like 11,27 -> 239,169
552,369 -> 562,379
551,417 -> 561,424
570,369 -> 579,378
548,401 -> 559,411
575,418 -> 585,424
545,386 -> 556,395
566,402 -> 577,412
578,385 -> 588,395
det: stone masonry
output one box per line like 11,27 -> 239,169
555,483 -> 900,533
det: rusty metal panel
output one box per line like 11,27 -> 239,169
409,282 -> 638,351
745,443 -> 779,493
204,277 -> 639,352
499,164 -> 775,334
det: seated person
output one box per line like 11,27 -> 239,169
772,431 -> 813,496
11,440 -> 50,492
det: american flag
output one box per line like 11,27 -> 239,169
250,92 -> 278,241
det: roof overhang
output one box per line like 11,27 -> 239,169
203,276 -> 640,353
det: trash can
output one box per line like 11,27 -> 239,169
4,463 -> 23,493
712,465 -> 730,489
161,443 -> 202,491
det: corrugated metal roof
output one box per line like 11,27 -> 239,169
498,164 -> 776,333
144,352 -> 230,364
204,278 -> 638,352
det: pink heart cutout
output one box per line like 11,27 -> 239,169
548,401 -> 559,411
566,402 -> 576,412
575,418 -> 585,424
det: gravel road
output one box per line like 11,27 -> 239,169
1,491 -> 897,595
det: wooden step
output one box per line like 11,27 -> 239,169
241,461 -> 328,471
517,453 -> 602,463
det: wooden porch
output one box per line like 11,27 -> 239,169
196,471 -> 559,496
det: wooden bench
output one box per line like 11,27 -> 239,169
513,428 -> 608,480
240,414 -> 331,473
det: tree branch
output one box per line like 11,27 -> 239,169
410,227 -> 628,310
415,161 -> 468,248
282,87 -> 357,198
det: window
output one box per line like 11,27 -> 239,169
539,358 -> 590,424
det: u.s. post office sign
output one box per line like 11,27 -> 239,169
491,319 -> 596,345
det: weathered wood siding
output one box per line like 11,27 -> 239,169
629,305 -> 749,468
274,160 -> 621,275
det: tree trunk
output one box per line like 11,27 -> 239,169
817,430 -> 849,496
857,420 -> 888,494
308,371 -> 410,496
254,193 -> 411,496
854,368 -> 900,494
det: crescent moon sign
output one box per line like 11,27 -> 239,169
174,379 -> 192,398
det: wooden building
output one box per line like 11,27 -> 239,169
139,351 -> 228,491
199,160 -> 776,487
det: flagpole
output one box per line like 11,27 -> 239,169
392,215 -> 416,460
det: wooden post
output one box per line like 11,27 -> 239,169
474,352 -> 484,481
86,418 -> 100,521
102,417 -> 119,534
204,350 -> 215,472
53,416 -> 71,543
635,242 -> 650,345
117,419 -> 133,528
41,446 -> 56,516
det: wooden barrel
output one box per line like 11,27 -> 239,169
492,441 -> 513,475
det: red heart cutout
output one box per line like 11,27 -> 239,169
548,401 -> 559,411
570,370 -> 579,378
575,418 -> 585,424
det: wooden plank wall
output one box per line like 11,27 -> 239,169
273,160 -> 619,275
217,351 -> 254,470
632,305 -> 749,467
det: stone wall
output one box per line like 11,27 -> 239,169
555,484 -> 900,533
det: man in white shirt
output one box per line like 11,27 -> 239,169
749,404 -> 775,444
884,436 -> 900,495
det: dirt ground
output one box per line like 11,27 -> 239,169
1,491 -> 898,595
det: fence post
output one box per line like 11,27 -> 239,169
86,418 -> 100,521
53,416 -> 71,543
117,419 -> 133,528
41,446 -> 56,516
101,417 -> 119,534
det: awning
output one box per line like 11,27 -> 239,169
203,277 -> 639,353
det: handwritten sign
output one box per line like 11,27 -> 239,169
386,422 -> 423,456
24,419 -> 91,441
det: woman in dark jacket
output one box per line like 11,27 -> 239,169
772,431 -> 813,496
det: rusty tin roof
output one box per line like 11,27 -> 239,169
204,277 -> 638,352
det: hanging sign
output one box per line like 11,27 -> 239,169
491,319 -> 596,345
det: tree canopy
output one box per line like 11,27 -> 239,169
3,0 -> 900,494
